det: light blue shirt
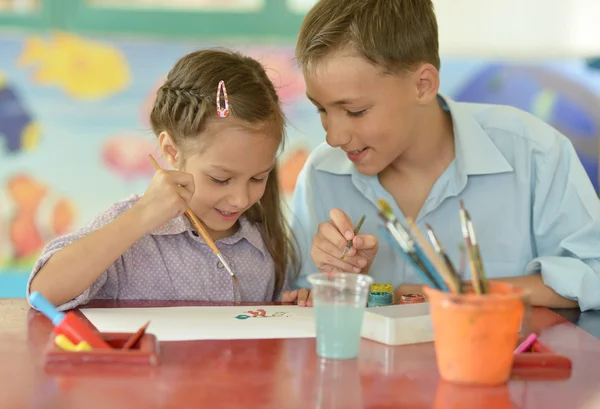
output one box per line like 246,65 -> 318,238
289,95 -> 600,311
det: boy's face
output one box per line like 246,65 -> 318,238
303,51 -> 425,176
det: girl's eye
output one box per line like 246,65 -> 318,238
346,109 -> 366,118
210,177 -> 230,185
251,177 -> 266,184
316,107 -> 326,114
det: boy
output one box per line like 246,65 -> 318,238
290,0 -> 600,310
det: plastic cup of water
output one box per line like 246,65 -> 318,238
308,272 -> 374,359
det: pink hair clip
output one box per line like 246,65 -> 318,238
216,80 -> 230,118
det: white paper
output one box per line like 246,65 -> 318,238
80,306 -> 316,342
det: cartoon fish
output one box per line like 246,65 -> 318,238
18,32 -> 131,100
0,174 -> 75,267
0,72 -> 41,153
101,134 -> 158,181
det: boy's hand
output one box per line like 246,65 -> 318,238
281,289 -> 313,307
311,208 -> 378,274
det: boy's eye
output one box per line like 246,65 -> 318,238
346,109 -> 366,118
210,177 -> 230,185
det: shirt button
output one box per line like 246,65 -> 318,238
217,262 -> 224,269
192,231 -> 199,237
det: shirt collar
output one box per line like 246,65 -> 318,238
313,94 -> 514,177
150,215 -> 269,258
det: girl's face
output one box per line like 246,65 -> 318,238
164,120 -> 280,240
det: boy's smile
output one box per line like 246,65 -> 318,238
303,49 -> 451,177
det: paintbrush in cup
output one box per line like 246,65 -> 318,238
425,223 -> 464,293
148,154 -> 239,285
405,218 -> 461,294
459,200 -> 487,294
377,199 -> 447,291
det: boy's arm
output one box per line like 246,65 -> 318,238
395,274 -> 577,308
525,136 -> 600,311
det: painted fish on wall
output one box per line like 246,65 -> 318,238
0,72 -> 41,153
17,32 -> 131,101
0,175 -> 75,270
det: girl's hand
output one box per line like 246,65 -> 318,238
132,169 -> 195,233
282,288 -> 313,307
311,208 -> 378,274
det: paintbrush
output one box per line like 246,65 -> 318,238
148,154 -> 239,285
459,200 -> 487,294
340,215 -> 366,260
376,199 -> 447,291
425,223 -> 464,293
380,223 -> 440,289
405,218 -> 461,294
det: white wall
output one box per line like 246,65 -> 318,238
435,0 -> 600,58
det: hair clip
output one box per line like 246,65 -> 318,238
216,80 -> 230,118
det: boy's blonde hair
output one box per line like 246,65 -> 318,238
150,49 -> 299,297
296,0 -> 440,74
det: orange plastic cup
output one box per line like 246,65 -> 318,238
424,282 -> 525,386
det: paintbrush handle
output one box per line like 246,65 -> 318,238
471,245 -> 488,292
466,246 -> 482,294
407,219 -> 460,294
381,227 -> 441,290
440,253 -> 463,293
184,211 -> 220,255
411,246 -> 449,291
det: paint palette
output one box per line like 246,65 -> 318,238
361,302 -> 434,346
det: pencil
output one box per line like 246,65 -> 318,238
122,321 -> 150,350
148,154 -> 239,285
340,215 -> 366,260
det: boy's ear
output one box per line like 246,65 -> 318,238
413,63 -> 440,105
158,131 -> 180,168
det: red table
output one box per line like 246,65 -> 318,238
2,299 -> 600,409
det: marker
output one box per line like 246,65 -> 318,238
514,333 -> 538,354
29,291 -> 112,350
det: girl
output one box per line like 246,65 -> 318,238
28,49 -> 310,310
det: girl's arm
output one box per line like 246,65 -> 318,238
30,167 -> 196,307
29,207 -> 147,306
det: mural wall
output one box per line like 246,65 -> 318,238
1,31 -> 599,297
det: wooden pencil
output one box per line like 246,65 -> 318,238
122,321 -> 150,350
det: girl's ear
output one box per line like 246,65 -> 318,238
158,131 -> 180,168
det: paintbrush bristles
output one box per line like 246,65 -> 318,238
377,199 -> 395,220
406,218 -> 460,294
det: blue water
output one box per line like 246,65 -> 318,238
314,302 -> 366,359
